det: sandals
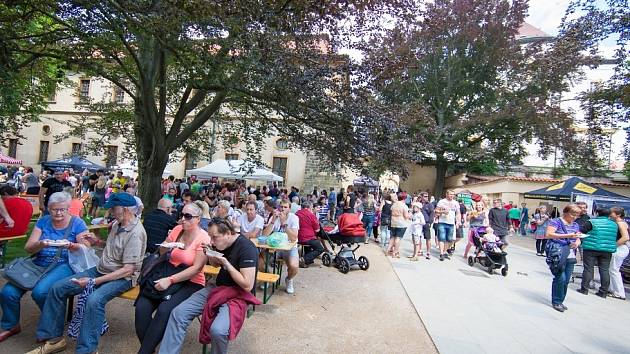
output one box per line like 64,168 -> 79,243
610,294 -> 627,300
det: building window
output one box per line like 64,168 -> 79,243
271,157 -> 287,187
225,153 -> 239,161
106,145 -> 118,167
8,139 -> 18,158
38,141 -> 49,163
79,79 -> 90,102
184,153 -> 197,170
72,143 -> 82,155
275,138 -> 288,150
113,87 -> 125,104
42,125 -> 51,136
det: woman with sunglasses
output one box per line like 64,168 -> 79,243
135,203 -> 211,354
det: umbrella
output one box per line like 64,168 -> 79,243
0,153 -> 22,165
41,155 -> 107,172
186,159 -> 283,182
524,176 -> 629,202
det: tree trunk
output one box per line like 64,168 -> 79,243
434,155 -> 447,199
134,108 -> 168,214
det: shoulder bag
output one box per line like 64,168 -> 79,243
2,216 -> 75,290
137,229 -> 188,301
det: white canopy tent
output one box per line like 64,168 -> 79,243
186,159 -> 283,182
115,161 -> 172,179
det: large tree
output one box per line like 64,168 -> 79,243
361,0 -> 602,195
3,0 -> 407,209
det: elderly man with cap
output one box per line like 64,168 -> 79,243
27,193 -> 147,354
39,168 -> 71,216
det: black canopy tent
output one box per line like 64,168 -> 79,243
41,155 -> 107,172
524,177 -> 628,202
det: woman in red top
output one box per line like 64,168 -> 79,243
135,203 -> 211,354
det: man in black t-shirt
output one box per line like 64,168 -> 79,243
159,219 -> 258,354
38,169 -> 71,215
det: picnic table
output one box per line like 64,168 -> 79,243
252,239 -> 296,302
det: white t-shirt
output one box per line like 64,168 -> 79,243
239,213 -> 264,235
68,176 -> 78,187
437,199 -> 459,225
272,213 -> 300,232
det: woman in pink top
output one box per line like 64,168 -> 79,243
135,203 -> 211,354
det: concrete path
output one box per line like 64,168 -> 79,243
390,234 -> 630,354
0,243 -> 437,353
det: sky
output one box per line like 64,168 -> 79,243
522,0 -> 624,169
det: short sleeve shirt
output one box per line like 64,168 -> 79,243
272,213 -> 300,232
34,216 -> 87,267
216,235 -> 258,287
437,199 -> 459,225
97,219 -> 147,277
166,225 -> 211,286
239,213 -> 264,236
548,218 -> 578,247
42,178 -> 72,207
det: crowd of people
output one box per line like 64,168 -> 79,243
0,167 -> 629,353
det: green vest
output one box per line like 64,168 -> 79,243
583,217 -> 618,253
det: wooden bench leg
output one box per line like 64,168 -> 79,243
66,296 -> 74,322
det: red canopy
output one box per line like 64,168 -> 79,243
0,153 -> 22,165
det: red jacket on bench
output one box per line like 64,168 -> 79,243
0,197 -> 33,238
199,286 -> 261,344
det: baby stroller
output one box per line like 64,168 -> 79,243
467,228 -> 509,276
319,214 -> 369,274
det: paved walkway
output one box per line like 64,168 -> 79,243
389,234 -> 630,354
0,243 -> 436,353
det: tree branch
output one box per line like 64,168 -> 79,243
169,90 -> 227,150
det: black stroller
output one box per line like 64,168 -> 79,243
319,220 -> 369,274
467,228 -> 509,276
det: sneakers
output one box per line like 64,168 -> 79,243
595,291 -> 607,298
552,304 -> 565,312
439,254 -> 444,261
26,338 -> 67,354
444,253 -> 451,260
285,278 -> 294,294
577,288 -> 589,295
561,304 -> 568,311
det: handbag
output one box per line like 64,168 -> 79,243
2,217 -> 75,290
545,218 -> 571,276
137,229 -> 187,301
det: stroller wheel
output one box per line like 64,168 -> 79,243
487,265 -> 494,275
501,265 -> 508,277
339,258 -> 350,274
358,256 -> 370,270
322,253 -> 332,267
467,256 -> 474,267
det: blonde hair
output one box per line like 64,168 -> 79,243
194,200 -> 211,218
96,176 -> 107,189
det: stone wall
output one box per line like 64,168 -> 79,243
300,153 -> 342,194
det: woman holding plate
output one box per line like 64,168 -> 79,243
135,203 -> 211,354
0,192 -> 90,342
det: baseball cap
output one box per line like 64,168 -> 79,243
104,192 -> 137,209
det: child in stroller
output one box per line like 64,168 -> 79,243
468,226 -> 509,276
319,213 -> 370,274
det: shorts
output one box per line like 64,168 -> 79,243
277,246 -> 299,260
422,224 -> 432,240
390,227 -> 406,238
437,223 -> 455,242
411,233 -> 421,244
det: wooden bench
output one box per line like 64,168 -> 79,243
0,234 -> 28,268
117,265 -> 279,302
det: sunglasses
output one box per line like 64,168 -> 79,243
181,213 -> 200,220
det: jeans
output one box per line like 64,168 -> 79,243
0,262 -> 74,330
380,226 -> 390,251
609,245 -> 629,298
519,221 -> 528,236
35,266 -> 131,354
159,285 -> 231,354
581,250 -> 612,293
551,259 -> 576,305
437,223 -> 455,242
362,214 -> 375,242
135,282 -> 203,354
300,240 -> 324,264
